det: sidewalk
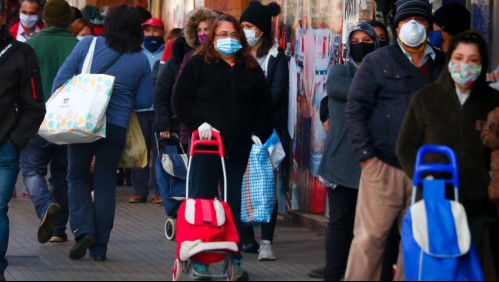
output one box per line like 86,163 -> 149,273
5,178 -> 325,281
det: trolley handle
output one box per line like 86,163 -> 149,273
413,145 -> 459,188
189,130 -> 225,157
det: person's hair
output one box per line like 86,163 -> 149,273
446,30 -> 490,86
135,6 -> 151,23
200,13 -> 258,70
21,0 -> 40,9
71,18 -> 93,36
256,34 -> 274,58
70,6 -> 82,22
366,19 -> 389,41
104,5 -> 143,53
166,27 -> 182,41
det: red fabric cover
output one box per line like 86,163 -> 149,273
176,199 -> 239,265
160,39 -> 175,63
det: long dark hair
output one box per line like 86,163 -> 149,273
446,30 -> 489,86
201,13 -> 258,70
104,5 -> 143,53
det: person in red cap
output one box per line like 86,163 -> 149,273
127,17 -> 165,204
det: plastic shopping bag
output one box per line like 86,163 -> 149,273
118,112 -> 148,168
264,129 -> 286,169
241,143 -> 275,223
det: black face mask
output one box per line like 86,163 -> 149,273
350,42 -> 375,63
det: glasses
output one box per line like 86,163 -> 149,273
215,32 -> 240,39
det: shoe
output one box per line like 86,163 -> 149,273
91,255 -> 107,261
307,266 -> 326,279
38,203 -> 61,243
49,235 -> 67,243
22,192 -> 30,198
241,240 -> 259,253
232,259 -> 249,281
190,261 -> 211,281
258,240 -> 276,261
128,195 -> 146,203
69,234 -> 96,260
150,195 -> 163,205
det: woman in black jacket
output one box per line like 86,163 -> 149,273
173,14 -> 273,280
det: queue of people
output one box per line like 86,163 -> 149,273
1,0 -> 499,281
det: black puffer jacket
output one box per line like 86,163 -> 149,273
0,26 -> 45,150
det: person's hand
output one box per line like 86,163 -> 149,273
198,122 -> 218,140
360,158 -> 374,169
251,135 -> 262,145
159,131 -> 171,139
322,119 -> 329,135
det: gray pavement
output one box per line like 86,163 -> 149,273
5,178 -> 325,281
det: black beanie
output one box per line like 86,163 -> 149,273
43,0 -> 72,25
240,1 -> 281,37
394,0 -> 433,28
434,3 -> 470,36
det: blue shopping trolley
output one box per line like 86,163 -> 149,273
402,145 -> 484,281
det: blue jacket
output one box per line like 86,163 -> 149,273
345,43 -> 445,168
53,36 -> 153,129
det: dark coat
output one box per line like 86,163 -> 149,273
0,27 -> 45,150
264,46 -> 289,134
173,54 -> 274,160
345,44 -> 445,168
397,73 -> 499,216
318,61 -> 361,189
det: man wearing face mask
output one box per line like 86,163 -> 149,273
0,0 -> 46,278
430,3 -> 471,53
9,0 -> 44,42
127,17 -> 166,204
344,0 -> 445,280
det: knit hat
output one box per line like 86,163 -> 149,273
240,1 -> 280,37
43,0 -> 72,25
394,0 -> 433,28
434,3 -> 470,36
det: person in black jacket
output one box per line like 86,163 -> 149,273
343,0 -> 445,280
239,1 -> 288,261
0,0 -> 45,278
173,14 -> 273,281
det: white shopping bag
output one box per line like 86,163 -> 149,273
38,38 -> 114,144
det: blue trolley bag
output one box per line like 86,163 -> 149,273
155,133 -> 187,218
402,145 -> 484,281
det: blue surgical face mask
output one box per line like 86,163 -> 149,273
429,30 -> 443,49
243,29 -> 261,47
215,38 -> 242,56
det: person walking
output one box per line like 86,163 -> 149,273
52,4 -> 153,262
397,31 -> 499,260
430,3 -> 470,53
0,0 -> 46,277
239,1 -> 288,261
344,0 -> 446,280
173,13 -> 274,280
8,0 -> 44,42
127,17 -> 166,204
20,0 -> 78,244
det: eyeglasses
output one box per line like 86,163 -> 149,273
215,32 -> 240,39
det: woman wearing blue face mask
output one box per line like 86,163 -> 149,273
397,31 -> 499,261
239,1 -> 288,261
173,13 -> 273,281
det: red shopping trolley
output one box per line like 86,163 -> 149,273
172,130 -> 239,281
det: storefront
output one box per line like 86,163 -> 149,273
65,0 -> 498,217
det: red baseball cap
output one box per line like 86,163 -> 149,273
141,18 -> 165,30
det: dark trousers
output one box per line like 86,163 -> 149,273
131,111 -> 159,199
188,154 -> 247,259
240,204 -> 278,243
67,123 -> 126,257
20,135 -> 68,237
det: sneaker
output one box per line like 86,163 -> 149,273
49,235 -> 67,243
69,234 -> 96,260
232,259 -> 249,281
258,240 -> 276,261
38,203 -> 61,243
307,266 -> 326,279
190,261 -> 211,281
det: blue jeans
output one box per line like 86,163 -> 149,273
20,135 -> 68,237
67,123 -> 126,257
0,142 -> 20,274
131,111 -> 159,199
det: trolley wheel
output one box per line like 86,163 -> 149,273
227,259 -> 237,281
172,259 -> 183,281
164,218 -> 176,241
